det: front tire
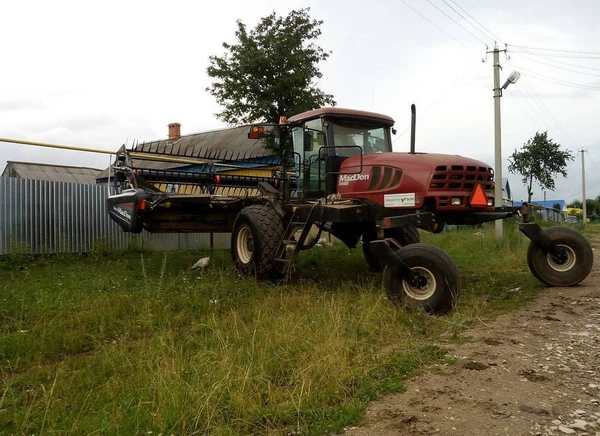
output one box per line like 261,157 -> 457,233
231,205 -> 284,278
383,243 -> 461,314
527,227 -> 593,287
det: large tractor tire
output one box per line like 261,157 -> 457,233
383,243 -> 461,315
231,205 -> 284,279
527,227 -> 593,287
363,226 -> 420,271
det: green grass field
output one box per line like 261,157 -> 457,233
1,222 -> 588,435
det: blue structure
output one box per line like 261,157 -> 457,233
513,199 -> 566,210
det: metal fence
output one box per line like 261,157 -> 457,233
528,204 -> 567,223
0,177 -> 230,255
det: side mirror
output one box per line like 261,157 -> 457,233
391,128 -> 397,135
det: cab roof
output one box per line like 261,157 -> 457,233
287,107 -> 395,126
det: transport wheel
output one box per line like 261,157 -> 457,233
527,227 -> 593,287
231,205 -> 284,278
383,243 -> 461,315
363,226 -> 420,271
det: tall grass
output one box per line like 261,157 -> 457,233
0,221 -> 580,435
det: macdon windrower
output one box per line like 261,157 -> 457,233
7,105 -> 581,315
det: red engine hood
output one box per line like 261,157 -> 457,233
337,152 -> 495,209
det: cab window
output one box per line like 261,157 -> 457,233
331,120 -> 388,156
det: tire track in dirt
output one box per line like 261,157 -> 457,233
345,236 -> 600,436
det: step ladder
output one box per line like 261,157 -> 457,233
275,202 -> 323,263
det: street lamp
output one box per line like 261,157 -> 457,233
493,45 -> 520,238
503,71 -> 521,90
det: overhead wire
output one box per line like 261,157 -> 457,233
447,0 -> 502,44
508,48 -> 600,60
439,0 -> 495,45
392,75 -> 466,144
509,86 -> 550,132
513,52 -> 600,72
506,64 -> 600,91
399,0 -> 467,48
425,0 -> 488,46
519,77 -> 581,148
510,53 -> 600,78
509,45 -> 600,55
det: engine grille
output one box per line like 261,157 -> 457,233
430,164 -> 494,191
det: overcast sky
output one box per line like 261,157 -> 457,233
1,0 -> 598,204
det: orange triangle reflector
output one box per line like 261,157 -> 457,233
470,184 -> 488,207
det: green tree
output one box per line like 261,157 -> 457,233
552,202 -> 562,210
508,131 -> 574,204
567,200 -> 583,209
586,199 -> 599,216
206,8 -> 335,126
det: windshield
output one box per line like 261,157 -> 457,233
331,120 -> 388,156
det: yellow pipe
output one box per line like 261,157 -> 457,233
0,137 -> 114,155
0,137 -> 253,169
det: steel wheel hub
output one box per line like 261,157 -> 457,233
237,225 -> 254,264
403,266 -> 436,300
547,244 -> 576,272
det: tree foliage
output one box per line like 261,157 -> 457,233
552,202 -> 562,211
206,8 -> 335,126
508,131 -> 574,204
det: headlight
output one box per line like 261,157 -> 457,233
487,199 -> 494,206
451,197 -> 462,206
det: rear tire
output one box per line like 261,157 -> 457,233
231,205 -> 284,278
527,227 -> 593,287
363,226 -> 420,271
383,243 -> 461,315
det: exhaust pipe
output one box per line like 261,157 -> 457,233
410,104 -> 416,154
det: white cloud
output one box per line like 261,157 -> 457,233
1,0 -> 598,203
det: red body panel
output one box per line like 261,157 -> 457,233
337,152 -> 495,211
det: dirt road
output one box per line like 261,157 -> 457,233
345,238 -> 600,436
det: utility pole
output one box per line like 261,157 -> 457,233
492,44 -> 504,238
484,43 -> 519,238
581,148 -> 587,226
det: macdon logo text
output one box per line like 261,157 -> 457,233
113,206 -> 132,221
338,173 -> 370,186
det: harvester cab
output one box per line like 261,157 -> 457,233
250,108 -> 395,201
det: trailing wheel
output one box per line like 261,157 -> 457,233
231,205 -> 284,278
383,243 -> 461,314
527,227 -> 593,287
363,226 -> 420,271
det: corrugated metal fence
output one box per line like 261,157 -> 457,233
0,177 -> 230,255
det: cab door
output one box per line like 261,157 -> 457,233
292,118 -> 326,199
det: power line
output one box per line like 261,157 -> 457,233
508,86 -> 548,130
448,0 -> 502,43
509,48 -> 600,60
392,75 -> 466,144
509,48 -> 600,72
510,86 -> 551,131
425,0 -> 488,46
508,65 -> 600,91
519,53 -> 600,72
519,77 -> 581,148
399,0 -> 467,48
511,53 -> 600,78
510,44 -> 600,55
439,0 -> 494,44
